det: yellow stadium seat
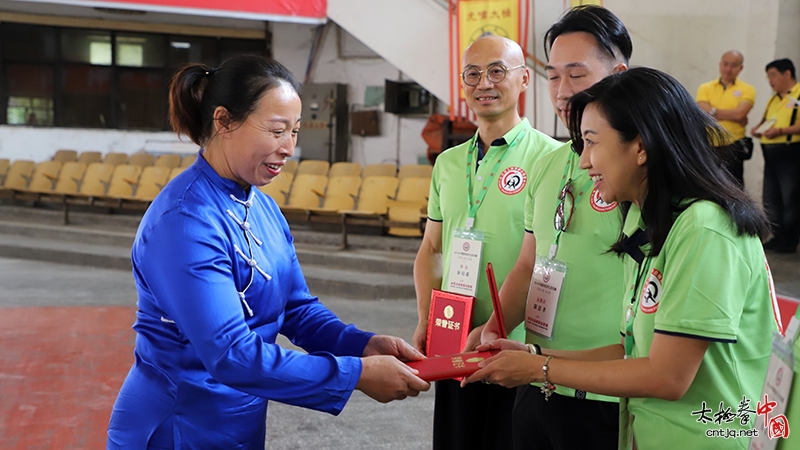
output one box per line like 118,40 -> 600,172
328,162 -> 362,178
37,162 -> 87,219
180,154 -> 198,168
283,159 -> 298,175
105,164 -> 143,198
395,176 -> 431,205
362,163 -> 397,178
310,175 -> 361,212
296,160 -> 330,176
258,172 -> 294,207
343,176 -> 398,215
103,152 -> 128,166
74,162 -> 115,197
128,152 -> 155,167
51,162 -> 87,195
128,165 -> 171,201
397,164 -> 432,180
24,161 -> 63,194
154,154 -> 182,168
77,151 -> 103,164
1,160 -> 35,190
386,199 -> 426,237
284,174 -> 327,210
168,166 -> 187,182
0,158 -> 13,185
52,149 -> 78,162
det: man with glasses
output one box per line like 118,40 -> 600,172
412,35 -> 563,450
476,6 -> 631,449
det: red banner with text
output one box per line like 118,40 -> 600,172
39,0 -> 327,23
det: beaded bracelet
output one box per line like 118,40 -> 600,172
540,356 -> 556,401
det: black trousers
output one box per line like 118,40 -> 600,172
511,384 -> 618,450
433,379 -> 515,450
762,142 -> 800,250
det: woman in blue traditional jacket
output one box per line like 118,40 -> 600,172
107,55 -> 430,449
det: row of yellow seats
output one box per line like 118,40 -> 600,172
259,173 -> 430,237
50,149 -> 197,169
261,173 -> 430,213
0,159 -> 186,203
287,160 -> 432,181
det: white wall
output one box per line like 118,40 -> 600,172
605,0 -> 786,199
273,21 -> 431,167
0,126 -> 195,161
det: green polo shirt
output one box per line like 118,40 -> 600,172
620,202 -> 776,450
523,144 -> 625,402
428,118 -> 562,339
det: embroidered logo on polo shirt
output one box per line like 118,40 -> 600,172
640,268 -> 663,314
733,90 -> 742,98
498,167 -> 527,195
590,188 -> 618,212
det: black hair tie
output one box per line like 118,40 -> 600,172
205,67 -> 218,78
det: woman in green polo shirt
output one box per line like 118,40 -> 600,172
465,67 -> 780,450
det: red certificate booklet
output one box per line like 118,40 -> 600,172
412,263 -> 506,382
425,289 -> 474,357
407,350 -> 498,382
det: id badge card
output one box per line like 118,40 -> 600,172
749,317 -> 799,449
525,255 -> 566,339
446,227 -> 484,297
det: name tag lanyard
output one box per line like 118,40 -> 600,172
462,125 -> 528,231
525,150 -> 591,339
448,125 -> 528,297
549,151 -> 593,260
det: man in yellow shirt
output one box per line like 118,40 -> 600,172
696,50 -> 756,186
751,58 -> 800,253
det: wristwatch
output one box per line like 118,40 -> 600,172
710,107 -> 717,117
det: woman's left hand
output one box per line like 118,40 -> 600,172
363,335 -> 424,362
461,341 -> 540,388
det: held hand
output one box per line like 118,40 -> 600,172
357,355 -> 431,403
461,349 -> 542,389
480,316 -> 501,344
476,338 -> 527,353
411,322 -> 428,355
763,127 -> 782,139
750,126 -> 763,138
738,116 -> 749,127
363,335 -> 424,362
462,323 -> 485,352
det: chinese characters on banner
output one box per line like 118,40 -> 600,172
48,0 -> 327,23
570,0 -> 603,7
457,0 -> 520,99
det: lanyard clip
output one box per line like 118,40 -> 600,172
465,217 -> 475,230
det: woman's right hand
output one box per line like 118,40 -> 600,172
411,321 -> 428,355
480,313 -> 501,344
356,355 -> 431,403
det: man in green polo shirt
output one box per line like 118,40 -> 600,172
412,35 -> 562,450
477,6 -> 631,449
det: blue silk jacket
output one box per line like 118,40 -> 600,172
107,154 -> 373,449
